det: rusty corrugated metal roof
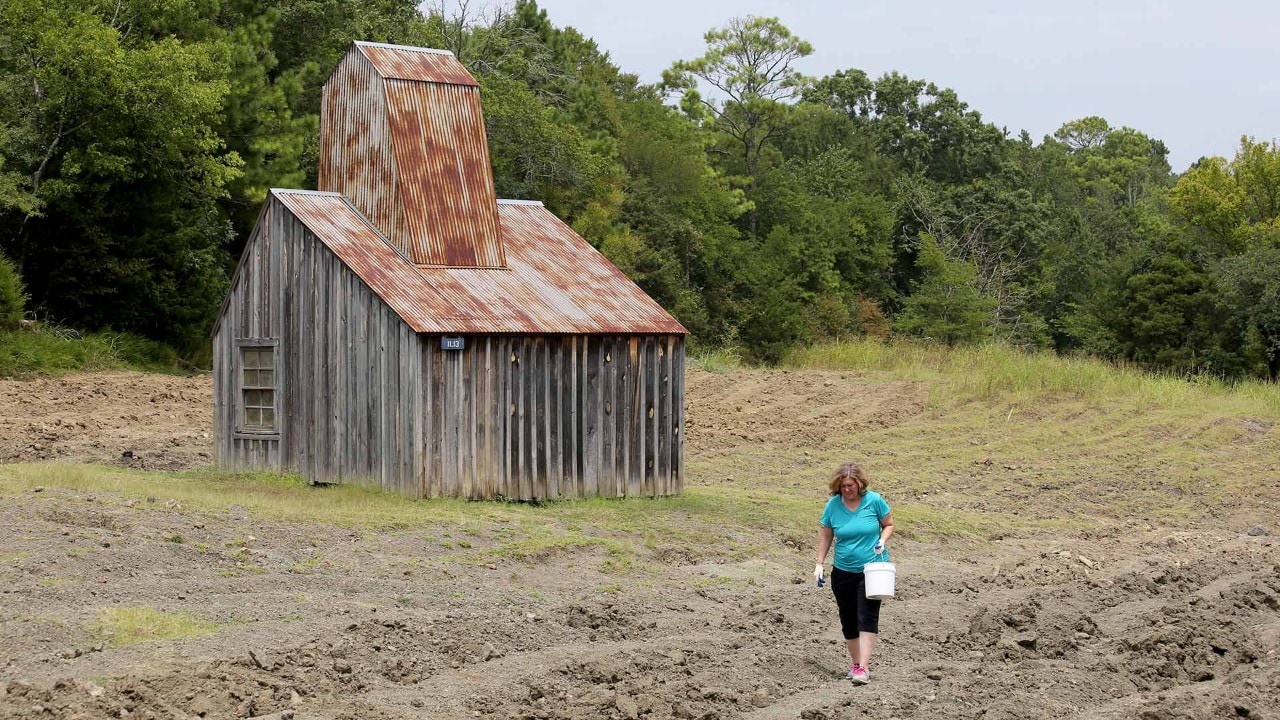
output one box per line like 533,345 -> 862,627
385,80 -> 503,267
318,49 -> 397,254
354,42 -> 478,86
271,190 -> 687,335
320,42 -> 501,268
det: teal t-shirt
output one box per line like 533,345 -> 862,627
820,491 -> 891,572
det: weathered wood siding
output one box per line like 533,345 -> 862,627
213,197 -> 422,495
420,334 -> 684,499
214,199 -> 686,499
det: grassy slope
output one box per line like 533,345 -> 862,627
2,340 -> 1277,575
0,324 -> 183,379
781,341 -> 1280,529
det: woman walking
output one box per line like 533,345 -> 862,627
814,461 -> 894,685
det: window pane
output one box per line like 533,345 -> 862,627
243,349 -> 259,370
245,390 -> 259,407
259,369 -> 274,387
261,408 -> 274,429
246,407 -> 261,427
261,348 -> 274,365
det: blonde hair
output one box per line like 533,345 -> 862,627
828,462 -> 869,496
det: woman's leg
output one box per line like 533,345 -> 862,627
854,580 -> 883,671
858,632 -> 877,668
830,568 -> 861,666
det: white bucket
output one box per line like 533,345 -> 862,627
864,561 -> 896,600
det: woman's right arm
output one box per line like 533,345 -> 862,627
816,525 -> 834,565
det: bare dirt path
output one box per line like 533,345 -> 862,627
1,369 -> 1277,720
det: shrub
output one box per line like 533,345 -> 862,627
0,252 -> 25,330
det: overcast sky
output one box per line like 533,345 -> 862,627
532,0 -> 1280,171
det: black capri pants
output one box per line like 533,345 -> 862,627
830,566 -> 881,638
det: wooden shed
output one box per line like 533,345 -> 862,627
211,42 -> 687,500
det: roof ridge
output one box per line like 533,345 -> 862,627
271,188 -> 344,197
496,199 -> 545,206
354,41 -> 455,56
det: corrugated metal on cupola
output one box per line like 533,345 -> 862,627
319,41 -> 503,268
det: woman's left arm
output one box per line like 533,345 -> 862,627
878,513 -> 894,549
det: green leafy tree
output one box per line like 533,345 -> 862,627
895,233 -> 994,345
663,16 -> 812,192
612,98 -> 747,339
0,0 -> 239,348
1214,246 -> 1280,379
1112,238 -> 1224,373
1171,137 -> 1280,256
805,70 -> 1008,184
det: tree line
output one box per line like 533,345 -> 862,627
2,1 -> 1278,379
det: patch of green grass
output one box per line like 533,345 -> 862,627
784,339 -> 1280,417
689,346 -> 747,374
90,606 -> 220,647
0,323 -> 183,379
290,553 -> 325,574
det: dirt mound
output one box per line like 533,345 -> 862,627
0,372 -> 213,470
686,368 -> 927,453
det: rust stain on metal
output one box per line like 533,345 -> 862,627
301,40 -> 682,335
356,42 -> 478,86
272,191 -> 686,335
319,49 -> 397,253
319,42 -> 500,268
386,80 -> 502,267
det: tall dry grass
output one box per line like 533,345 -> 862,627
783,340 -> 1280,418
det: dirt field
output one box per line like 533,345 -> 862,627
1,369 -> 1278,720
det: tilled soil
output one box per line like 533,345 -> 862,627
0,372 -> 212,470
1,370 -> 1278,720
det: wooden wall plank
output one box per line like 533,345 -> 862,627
536,337 -> 548,499
674,337 -> 685,492
403,324 -> 415,496
500,337 -> 512,499
524,337 -> 536,501
476,337 -> 488,499
566,337 -> 578,497
429,342 -> 442,498
633,337 -> 644,497
472,338 -> 483,499
603,337 -> 616,497
509,338 -> 519,499
617,337 -> 631,496
583,336 -> 599,496
660,336 -> 673,496
645,337 -> 657,496
549,338 -> 561,498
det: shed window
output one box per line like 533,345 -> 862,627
241,347 -> 276,432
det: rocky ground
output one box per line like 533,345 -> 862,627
1,370 -> 1277,720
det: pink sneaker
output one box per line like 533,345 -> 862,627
850,665 -> 870,685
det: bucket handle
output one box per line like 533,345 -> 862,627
871,547 -> 890,562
